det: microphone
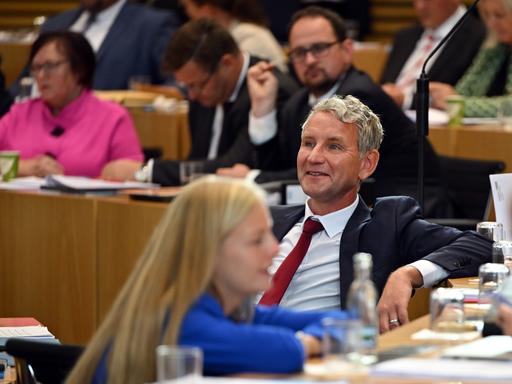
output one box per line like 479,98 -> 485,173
415,0 -> 481,210
51,126 -> 65,137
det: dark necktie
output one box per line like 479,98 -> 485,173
259,218 -> 324,305
82,12 -> 97,33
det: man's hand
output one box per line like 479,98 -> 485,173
377,266 -> 423,333
382,83 -> 405,107
429,82 -> 457,110
19,155 -> 64,177
247,61 -> 279,117
100,160 -> 142,181
216,163 -> 251,178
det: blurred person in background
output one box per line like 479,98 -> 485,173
0,32 -> 143,179
180,0 -> 288,72
430,0 -> 512,117
381,0 -> 485,110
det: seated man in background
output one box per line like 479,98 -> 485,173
13,0 -> 180,92
380,0 -> 485,109
260,95 -> 491,333
219,6 -> 444,215
134,19 -> 298,186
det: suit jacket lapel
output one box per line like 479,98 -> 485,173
271,205 -> 305,241
338,197 -> 372,308
96,2 -> 130,61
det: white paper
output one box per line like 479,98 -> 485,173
442,336 -> 512,359
490,173 -> 512,240
405,108 -> 449,126
0,326 -> 53,338
411,328 -> 480,341
200,378 -> 344,384
44,175 -> 159,191
0,176 -> 44,190
372,357 -> 512,380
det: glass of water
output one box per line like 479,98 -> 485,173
476,222 -> 504,242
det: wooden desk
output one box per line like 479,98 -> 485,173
129,109 -> 190,161
0,41 -> 30,87
430,124 -> 512,172
0,190 -> 167,344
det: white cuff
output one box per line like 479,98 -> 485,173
248,109 -> 278,145
246,169 -> 261,182
409,260 -> 449,288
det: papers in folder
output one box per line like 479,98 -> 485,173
42,175 -> 158,193
372,357 -> 512,380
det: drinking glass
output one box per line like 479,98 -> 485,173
492,240 -> 512,269
156,346 -> 202,383
430,288 -> 467,333
179,161 -> 205,185
322,318 -> 364,373
476,222 -> 504,242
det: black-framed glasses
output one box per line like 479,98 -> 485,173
179,64 -> 218,97
289,41 -> 340,63
30,60 -> 68,76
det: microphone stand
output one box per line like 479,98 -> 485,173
416,0 -> 480,210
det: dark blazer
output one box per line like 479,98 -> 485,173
380,16 -> 485,86
152,56 -> 299,186
255,66 -> 440,186
38,2 -> 179,89
271,196 -> 492,308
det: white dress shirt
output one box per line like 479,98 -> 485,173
70,0 -> 126,53
396,5 -> 466,109
267,196 -> 449,311
207,52 -> 250,159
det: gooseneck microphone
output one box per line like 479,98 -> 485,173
416,0 -> 481,210
51,125 -> 65,137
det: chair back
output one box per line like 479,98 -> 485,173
5,338 -> 83,384
438,155 -> 505,220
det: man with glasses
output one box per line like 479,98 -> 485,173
136,19 -> 298,185
219,6 -> 444,216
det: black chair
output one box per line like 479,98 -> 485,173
5,338 -> 83,384
428,155 -> 506,230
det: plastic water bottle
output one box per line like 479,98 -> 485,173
346,252 -> 378,365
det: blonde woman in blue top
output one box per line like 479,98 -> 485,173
67,176 -> 348,384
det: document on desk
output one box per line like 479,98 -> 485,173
0,326 -> 53,338
42,175 -> 159,193
200,378 -> 344,384
0,176 -> 44,190
372,357 -> 512,380
490,173 -> 512,239
442,336 -> 512,360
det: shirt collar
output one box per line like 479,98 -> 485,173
425,5 -> 466,41
308,76 -> 343,107
303,195 -> 359,238
83,0 -> 126,25
228,52 -> 250,103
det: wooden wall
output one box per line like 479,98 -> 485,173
0,1 -> 78,30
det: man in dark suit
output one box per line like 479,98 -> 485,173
15,0 -> 180,91
135,19 -> 298,185
381,0 -> 485,109
219,6 -> 444,215
262,94 -> 491,333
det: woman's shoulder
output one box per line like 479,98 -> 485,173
86,91 -> 131,118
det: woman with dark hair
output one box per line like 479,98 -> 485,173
0,31 -> 143,179
181,0 -> 288,72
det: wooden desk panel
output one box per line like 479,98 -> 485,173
96,198 -> 166,323
430,125 -> 512,172
130,109 -> 190,161
0,191 -> 96,344
0,42 -> 30,87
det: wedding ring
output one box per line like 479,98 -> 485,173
389,319 -> 400,325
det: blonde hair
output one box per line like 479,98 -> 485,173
67,176 -> 266,384
302,95 -> 384,154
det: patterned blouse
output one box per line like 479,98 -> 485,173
455,43 -> 512,117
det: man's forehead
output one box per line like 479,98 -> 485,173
289,16 -> 337,45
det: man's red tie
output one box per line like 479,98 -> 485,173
259,218 -> 324,305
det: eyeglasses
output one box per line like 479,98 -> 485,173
30,60 -> 68,76
179,63 -> 219,97
289,41 -> 340,63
